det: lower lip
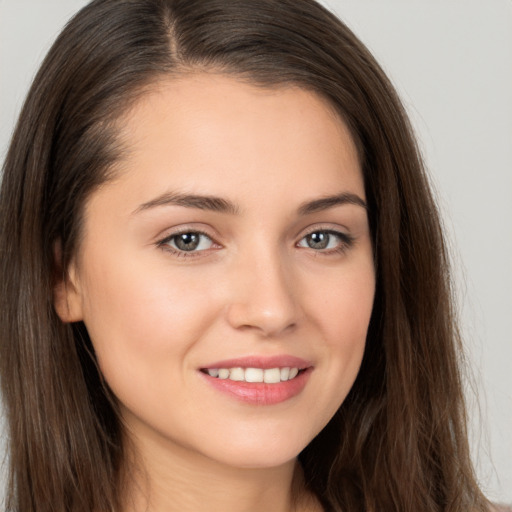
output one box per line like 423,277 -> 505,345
200,368 -> 312,405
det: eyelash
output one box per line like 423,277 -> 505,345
156,228 -> 354,258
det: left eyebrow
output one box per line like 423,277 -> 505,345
132,192 -> 240,215
297,193 -> 368,215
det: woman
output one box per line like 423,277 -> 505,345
0,0 -> 493,510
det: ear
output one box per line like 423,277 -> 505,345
53,242 -> 84,323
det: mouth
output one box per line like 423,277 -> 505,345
199,356 -> 313,405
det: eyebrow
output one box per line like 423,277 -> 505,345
133,191 -> 367,216
133,192 -> 240,215
297,192 -> 367,215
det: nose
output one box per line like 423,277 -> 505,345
225,248 -> 301,337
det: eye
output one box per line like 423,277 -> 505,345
297,230 -> 351,251
160,231 -> 215,253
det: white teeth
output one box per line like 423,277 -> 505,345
245,368 -> 263,382
205,366 -> 302,383
229,367 -> 245,381
263,368 -> 281,383
218,369 -> 229,379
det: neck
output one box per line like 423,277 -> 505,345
120,429 -> 320,512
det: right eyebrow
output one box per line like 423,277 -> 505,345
297,192 -> 368,215
132,192 -> 240,216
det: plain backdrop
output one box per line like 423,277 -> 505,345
1,0 -> 511,504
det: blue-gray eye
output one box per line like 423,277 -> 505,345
298,231 -> 344,250
167,232 -> 214,252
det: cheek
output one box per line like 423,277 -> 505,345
312,261 -> 375,345
78,254 -> 221,390
78,260 -> 230,436
306,258 -> 375,389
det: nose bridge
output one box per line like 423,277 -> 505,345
225,239 -> 300,336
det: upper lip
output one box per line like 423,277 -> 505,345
201,355 -> 313,370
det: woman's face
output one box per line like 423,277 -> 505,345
57,74 -> 375,469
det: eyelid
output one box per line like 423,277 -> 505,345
297,223 -> 352,240
154,222 -> 221,245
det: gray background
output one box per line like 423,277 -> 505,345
1,0 -> 511,504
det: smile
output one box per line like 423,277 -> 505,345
199,357 -> 313,405
202,367 -> 302,383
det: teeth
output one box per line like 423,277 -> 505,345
217,369 -> 229,379
245,368 -> 263,382
289,368 -> 299,379
263,368 -> 281,383
229,367 -> 245,381
205,367 -> 302,383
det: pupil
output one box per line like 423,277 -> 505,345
308,232 -> 329,249
175,233 -> 199,251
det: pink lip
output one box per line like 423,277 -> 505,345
199,355 -> 313,406
201,355 -> 312,370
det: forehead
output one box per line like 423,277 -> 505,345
96,73 -> 364,214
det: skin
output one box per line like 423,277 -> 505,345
55,74 -> 375,512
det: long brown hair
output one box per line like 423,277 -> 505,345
0,0 -> 489,510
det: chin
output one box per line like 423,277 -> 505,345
196,428 -> 315,470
